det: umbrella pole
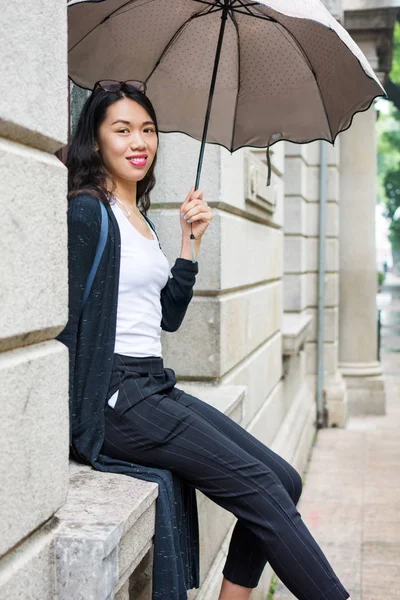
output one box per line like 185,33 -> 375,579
190,2 -> 229,261
194,4 -> 229,191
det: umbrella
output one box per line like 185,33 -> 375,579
68,0 -> 386,258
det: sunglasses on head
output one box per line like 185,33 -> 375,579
93,79 -> 147,95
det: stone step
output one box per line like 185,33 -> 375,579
176,383 -> 246,425
54,461 -> 158,600
55,384 -> 246,599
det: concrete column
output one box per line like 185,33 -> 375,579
339,106 -> 385,414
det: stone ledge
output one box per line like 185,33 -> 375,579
53,385 -> 246,599
0,518 -> 58,600
54,462 -> 158,600
176,383 -> 247,425
271,380 -> 315,471
282,313 -> 313,356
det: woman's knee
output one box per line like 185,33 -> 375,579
270,457 -> 303,505
290,467 -> 303,505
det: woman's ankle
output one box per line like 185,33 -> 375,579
218,577 -> 252,600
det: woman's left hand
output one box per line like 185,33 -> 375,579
180,187 -> 213,241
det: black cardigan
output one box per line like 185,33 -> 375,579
56,194 -> 200,599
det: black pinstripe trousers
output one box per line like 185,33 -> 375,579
101,354 -> 349,600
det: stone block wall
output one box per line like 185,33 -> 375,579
323,0 -> 343,21
284,140 -> 348,426
0,2 -> 70,598
149,135 -> 315,597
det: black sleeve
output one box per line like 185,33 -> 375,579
161,258 -> 198,332
56,195 -> 102,398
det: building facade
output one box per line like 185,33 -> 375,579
0,1 -> 398,598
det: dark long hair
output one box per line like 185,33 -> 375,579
67,84 -> 158,213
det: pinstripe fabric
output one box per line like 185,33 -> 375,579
56,194 -> 200,599
102,354 -> 350,600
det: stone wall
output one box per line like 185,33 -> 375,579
148,135 -> 315,598
323,0 -> 344,20
284,140 -> 348,426
0,2 -> 70,598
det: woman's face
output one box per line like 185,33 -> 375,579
96,97 -> 158,187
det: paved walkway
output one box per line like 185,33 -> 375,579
274,274 -> 400,600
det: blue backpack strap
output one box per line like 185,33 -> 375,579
81,201 -> 108,312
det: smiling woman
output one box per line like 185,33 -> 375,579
65,81 -> 160,215
93,97 -> 158,210
55,80 -> 212,600
56,79 -> 349,600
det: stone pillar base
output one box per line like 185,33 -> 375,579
324,372 -> 349,428
340,361 -> 386,416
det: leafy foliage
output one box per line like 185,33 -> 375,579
378,21 -> 400,253
391,20 -> 400,86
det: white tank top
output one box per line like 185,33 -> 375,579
110,199 -> 170,359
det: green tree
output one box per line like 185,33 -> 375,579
384,167 -> 400,254
378,21 -> 400,263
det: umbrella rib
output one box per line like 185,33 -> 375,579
106,0 -> 165,19
233,0 -> 259,11
145,7 -> 221,85
268,18 -> 335,142
230,3 -> 334,142
69,0 -> 219,53
195,4 -> 225,15
68,0 -> 158,53
232,0 -> 253,17
229,10 -> 241,153
191,0 -> 225,9
227,9 -> 275,22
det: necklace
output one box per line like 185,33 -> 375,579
114,195 -> 141,218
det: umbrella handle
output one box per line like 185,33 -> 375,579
190,2 -> 229,262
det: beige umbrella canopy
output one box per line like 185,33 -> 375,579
68,0 -> 385,150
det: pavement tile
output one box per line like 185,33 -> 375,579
364,486 -> 400,507
362,563 -> 400,592
368,421 -> 400,432
363,541 -> 400,565
300,484 -> 364,506
316,541 -> 362,565
273,335 -> 400,600
274,581 -> 295,599
298,501 -> 363,524
363,520 -> 400,544
362,589 -> 399,600
314,438 -> 367,453
305,457 -> 366,473
323,560 -> 360,595
364,472 -> 400,488
308,522 -> 362,545
304,472 -> 365,490
344,590 -> 361,600
364,504 -> 400,523
367,434 -> 400,444
296,503 -> 362,545
367,457 -> 400,469
365,464 -> 400,476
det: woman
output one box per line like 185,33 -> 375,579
58,80 -> 350,600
